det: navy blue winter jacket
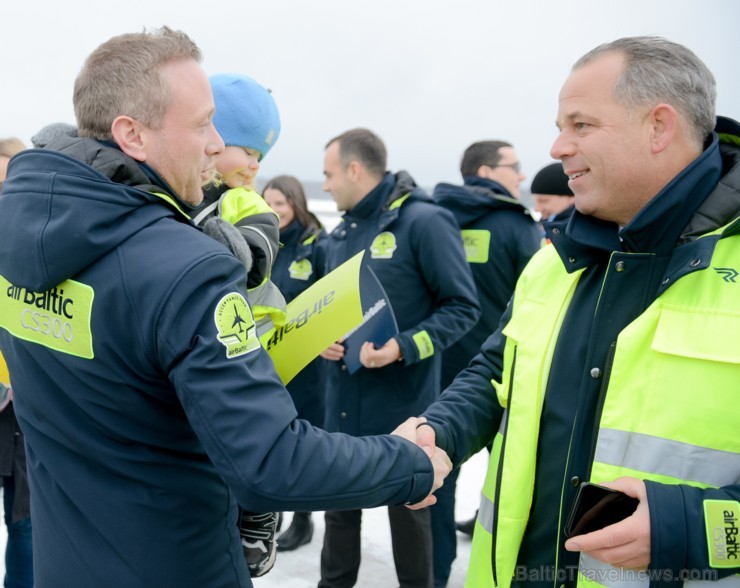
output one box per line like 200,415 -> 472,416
323,171 -> 480,436
433,177 -> 541,388
0,139 -> 435,588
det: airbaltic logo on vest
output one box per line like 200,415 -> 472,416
705,500 -> 739,567
7,285 -> 74,341
716,509 -> 738,561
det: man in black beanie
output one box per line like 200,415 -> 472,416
531,161 -> 575,222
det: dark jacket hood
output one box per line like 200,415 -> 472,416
0,137 -> 189,292
385,170 -> 430,207
432,178 -> 533,226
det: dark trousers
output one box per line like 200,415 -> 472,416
319,506 -> 433,588
2,475 -> 33,588
429,467 -> 460,588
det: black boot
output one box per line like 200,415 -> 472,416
276,512 -> 314,552
456,510 -> 478,537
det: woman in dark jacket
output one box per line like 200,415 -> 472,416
0,137 -> 33,588
263,175 -> 327,552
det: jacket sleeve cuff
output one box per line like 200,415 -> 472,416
395,333 -> 416,364
645,481 -> 692,588
419,418 -> 456,466
645,480 -> 740,586
395,330 -> 435,366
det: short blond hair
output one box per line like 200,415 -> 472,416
74,26 -> 201,140
0,138 -> 26,158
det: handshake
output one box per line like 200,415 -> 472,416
391,417 -> 452,510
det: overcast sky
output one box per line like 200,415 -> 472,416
3,0 -> 739,189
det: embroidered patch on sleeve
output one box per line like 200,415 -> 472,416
703,499 -> 740,568
214,292 -> 261,358
412,330 -> 434,360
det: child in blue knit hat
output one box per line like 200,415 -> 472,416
191,73 -> 284,578
194,74 -> 285,333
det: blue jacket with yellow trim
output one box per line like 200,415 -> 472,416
322,171 -> 480,436
423,118 -> 740,586
433,177 -> 541,388
0,138 -> 435,588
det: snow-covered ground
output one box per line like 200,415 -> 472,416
0,449 -> 487,587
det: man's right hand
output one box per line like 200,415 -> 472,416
392,418 -> 451,509
406,444 -> 452,510
320,340 -> 345,361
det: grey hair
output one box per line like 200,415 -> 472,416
74,26 -> 202,140
574,36 -> 716,148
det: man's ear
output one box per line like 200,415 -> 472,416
347,160 -> 362,182
476,164 -> 492,179
649,104 -> 678,154
110,115 -> 147,162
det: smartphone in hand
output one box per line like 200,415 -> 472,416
564,482 -> 639,538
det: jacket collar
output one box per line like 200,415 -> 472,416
344,171 -> 423,230
348,172 -> 395,220
280,219 -> 304,245
463,175 -> 514,198
96,140 -> 194,213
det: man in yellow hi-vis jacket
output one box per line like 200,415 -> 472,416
418,36 -> 740,588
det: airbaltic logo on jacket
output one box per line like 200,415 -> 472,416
0,276 -> 94,359
461,230 -> 491,264
288,259 -> 313,281
704,500 -> 739,567
370,232 -> 397,259
214,292 -> 260,358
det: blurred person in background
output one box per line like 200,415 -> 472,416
431,140 -> 541,587
0,136 -> 33,588
0,138 -> 26,189
263,174 -> 327,552
531,161 -> 575,223
319,128 -> 480,588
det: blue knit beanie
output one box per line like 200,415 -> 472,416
210,74 -> 281,161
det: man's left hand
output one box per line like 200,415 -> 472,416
360,338 -> 401,369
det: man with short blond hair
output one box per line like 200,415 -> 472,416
0,29 -> 451,588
